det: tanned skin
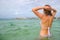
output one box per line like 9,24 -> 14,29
32,5 -> 56,37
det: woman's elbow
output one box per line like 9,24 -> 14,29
32,8 -> 36,12
32,8 -> 34,12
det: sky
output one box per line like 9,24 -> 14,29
0,0 -> 60,18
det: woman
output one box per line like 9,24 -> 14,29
32,5 -> 56,37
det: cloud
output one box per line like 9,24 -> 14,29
0,0 -> 60,18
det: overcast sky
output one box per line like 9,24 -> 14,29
0,0 -> 60,18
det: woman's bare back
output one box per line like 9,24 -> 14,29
41,15 -> 53,28
32,5 -> 56,37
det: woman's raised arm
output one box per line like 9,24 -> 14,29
32,6 -> 44,19
51,8 -> 57,17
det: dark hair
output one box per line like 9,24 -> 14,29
45,5 -> 51,7
44,5 -> 52,16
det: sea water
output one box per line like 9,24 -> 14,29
0,19 -> 60,40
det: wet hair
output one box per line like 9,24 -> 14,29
44,5 -> 52,16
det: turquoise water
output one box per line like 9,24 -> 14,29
0,19 -> 60,40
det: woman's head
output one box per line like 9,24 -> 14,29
44,5 -> 52,16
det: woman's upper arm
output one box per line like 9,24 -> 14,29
52,12 -> 56,17
52,9 -> 57,17
32,10 -> 44,19
51,8 -> 57,17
